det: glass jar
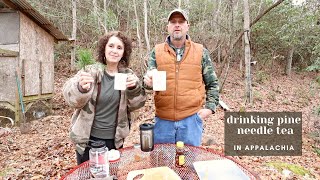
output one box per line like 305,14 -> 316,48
133,143 -> 142,162
175,141 -> 185,168
89,141 -> 109,178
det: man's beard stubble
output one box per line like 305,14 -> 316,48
172,33 -> 183,41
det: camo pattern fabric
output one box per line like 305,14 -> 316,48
147,38 -> 219,112
63,63 -> 146,155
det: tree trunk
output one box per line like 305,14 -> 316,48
286,46 -> 295,76
219,0 -> 234,93
103,0 -> 107,34
258,0 -> 264,15
240,35 -> 243,72
243,0 -> 252,104
144,0 -> 150,53
92,0 -> 98,26
185,0 -> 190,9
233,0 -> 284,47
133,0 -> 141,50
218,0 -> 284,78
213,0 -> 222,31
127,9 -> 130,35
211,0 -> 222,63
92,0 -> 107,33
217,45 -> 221,63
71,0 -> 77,72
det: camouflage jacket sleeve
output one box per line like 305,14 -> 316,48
143,48 -> 157,90
147,48 -> 157,70
202,48 -> 219,113
125,69 -> 146,112
62,69 -> 95,109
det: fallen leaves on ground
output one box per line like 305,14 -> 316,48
0,61 -> 319,179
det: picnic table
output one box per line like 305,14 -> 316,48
61,143 -> 259,180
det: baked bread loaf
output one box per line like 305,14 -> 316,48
127,166 -> 181,180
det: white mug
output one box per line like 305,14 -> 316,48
114,73 -> 127,90
153,71 -> 166,91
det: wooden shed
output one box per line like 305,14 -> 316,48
0,0 -> 68,123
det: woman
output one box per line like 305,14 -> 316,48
63,31 -> 146,164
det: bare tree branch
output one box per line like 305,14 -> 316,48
233,0 -> 285,47
218,0 -> 285,78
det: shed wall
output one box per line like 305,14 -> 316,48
0,11 -> 19,45
19,12 -> 54,96
0,11 -> 19,104
0,56 -> 18,104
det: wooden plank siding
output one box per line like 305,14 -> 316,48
19,12 -> 54,96
0,0 -> 68,122
0,56 -> 18,103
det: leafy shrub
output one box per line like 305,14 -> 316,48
255,70 -> 270,84
266,162 -> 313,177
306,59 -> 320,72
313,146 -> 320,157
253,91 -> 263,102
315,105 -> 320,116
316,76 -> 320,85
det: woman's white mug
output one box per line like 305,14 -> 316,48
114,73 -> 127,90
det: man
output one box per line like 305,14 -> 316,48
144,9 -> 219,146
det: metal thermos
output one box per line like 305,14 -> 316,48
139,123 -> 154,152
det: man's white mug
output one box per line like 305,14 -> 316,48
114,73 -> 127,90
153,71 -> 166,91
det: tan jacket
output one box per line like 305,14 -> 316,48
63,63 -> 146,155
154,39 -> 205,121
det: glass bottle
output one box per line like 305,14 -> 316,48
89,141 -> 109,178
175,141 -> 185,168
133,143 -> 142,162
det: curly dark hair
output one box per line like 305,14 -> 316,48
97,31 -> 132,68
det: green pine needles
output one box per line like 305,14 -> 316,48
76,48 -> 95,70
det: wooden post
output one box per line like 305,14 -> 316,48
71,0 -> 77,72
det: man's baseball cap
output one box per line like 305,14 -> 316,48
167,9 -> 188,22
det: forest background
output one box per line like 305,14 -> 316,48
1,0 -> 320,179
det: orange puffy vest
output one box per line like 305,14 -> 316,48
154,39 -> 205,121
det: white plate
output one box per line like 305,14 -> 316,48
193,159 -> 250,180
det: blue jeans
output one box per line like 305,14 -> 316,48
154,113 -> 203,146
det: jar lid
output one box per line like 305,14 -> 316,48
139,123 -> 154,130
108,149 -> 120,162
91,140 -> 106,148
176,141 -> 184,148
133,143 -> 141,149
